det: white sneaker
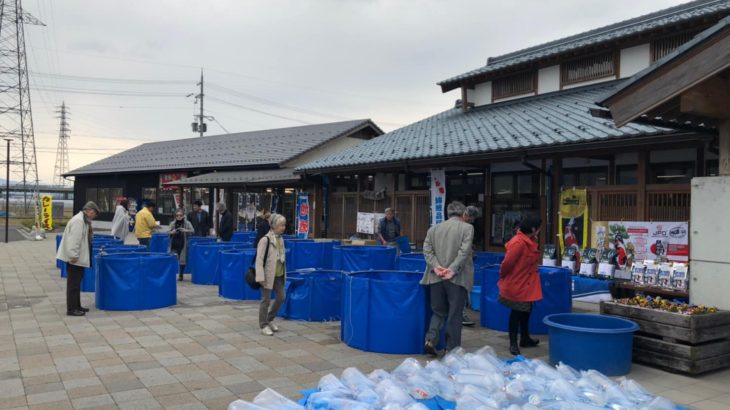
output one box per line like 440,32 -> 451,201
270,323 -> 279,332
261,325 -> 274,336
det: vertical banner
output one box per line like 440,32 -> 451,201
41,195 -> 53,231
296,192 -> 310,239
558,188 -> 589,255
430,169 -> 446,225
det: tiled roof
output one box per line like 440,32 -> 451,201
66,119 -> 380,176
438,0 -> 730,90
166,168 -> 298,186
296,81 -> 677,171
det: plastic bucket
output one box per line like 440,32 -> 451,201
341,270 -> 429,354
480,265 -> 572,335
473,252 -> 505,286
543,313 -> 639,376
149,233 -> 171,253
397,253 -> 427,273
95,252 -> 177,311
471,286 -> 481,311
278,269 -> 343,321
339,246 -> 397,272
219,249 -> 259,300
184,237 -> 217,273
287,240 -> 339,270
232,231 -> 257,243
190,243 -> 248,285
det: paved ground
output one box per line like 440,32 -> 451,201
0,225 -> 26,243
1,235 -> 730,409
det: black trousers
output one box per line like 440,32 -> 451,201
426,280 -> 467,351
508,309 -> 532,342
138,237 -> 150,248
66,263 -> 85,312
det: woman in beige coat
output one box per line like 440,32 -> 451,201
255,214 -> 287,336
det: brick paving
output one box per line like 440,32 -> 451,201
1,235 -> 729,409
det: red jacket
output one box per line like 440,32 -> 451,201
498,231 -> 543,302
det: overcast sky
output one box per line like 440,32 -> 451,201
19,0 -> 688,183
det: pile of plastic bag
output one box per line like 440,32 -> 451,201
228,346 -> 682,410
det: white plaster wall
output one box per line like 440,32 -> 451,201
286,135 -> 370,168
467,81 -> 492,107
620,43 -> 651,78
562,77 -> 615,89
538,65 -> 560,94
493,92 -> 536,103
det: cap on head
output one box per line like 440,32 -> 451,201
83,201 -> 100,213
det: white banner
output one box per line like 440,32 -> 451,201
594,221 -> 689,265
430,169 -> 446,225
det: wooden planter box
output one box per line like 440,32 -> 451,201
600,301 -> 730,374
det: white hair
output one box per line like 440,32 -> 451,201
270,213 -> 286,228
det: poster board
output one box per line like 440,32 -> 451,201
592,221 -> 689,268
356,212 -> 385,235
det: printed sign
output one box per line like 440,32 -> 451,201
559,188 -> 589,256
591,221 -> 689,267
296,192 -> 310,239
159,172 -> 187,190
430,169 -> 446,225
41,195 -> 52,231
357,212 -> 375,234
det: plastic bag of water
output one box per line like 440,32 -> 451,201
251,388 -> 304,410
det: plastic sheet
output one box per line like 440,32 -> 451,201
342,271 -> 430,354
184,236 -> 217,273
398,253 -> 427,273
149,232 -> 171,253
219,249 -> 259,300
278,269 -> 344,321
287,240 -> 339,270
232,231 -> 257,243
340,246 -> 397,272
190,242 -> 250,285
480,266 -> 573,335
95,252 -> 177,310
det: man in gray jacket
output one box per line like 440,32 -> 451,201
57,202 -> 99,316
420,201 -> 474,356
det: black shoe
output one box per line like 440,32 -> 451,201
520,337 -> 540,348
509,344 -> 521,356
462,312 -> 476,327
178,274 -> 184,282
424,341 -> 438,357
67,310 -> 85,316
80,307 -> 90,313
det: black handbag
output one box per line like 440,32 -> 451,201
246,236 -> 269,290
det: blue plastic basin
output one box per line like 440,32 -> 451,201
278,269 -> 344,321
218,249 -> 259,300
471,286 -> 481,311
95,252 -> 177,311
543,313 -> 639,376
397,253 -> 427,272
339,246 -> 397,272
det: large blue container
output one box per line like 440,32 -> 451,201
287,240 -> 339,270
398,253 -> 427,273
341,271 -> 429,354
55,235 -> 63,268
232,231 -> 257,243
480,266 -> 572,335
544,313 -> 639,376
473,252 -> 505,286
219,249 -> 259,300
95,252 -> 177,310
278,270 -> 343,321
332,246 -> 341,271
184,237 -> 217,273
149,232 -> 171,253
471,286 -> 481,311
93,234 -> 116,240
340,246 -> 397,272
101,245 -> 148,254
80,240 -> 126,291
190,243 -> 246,285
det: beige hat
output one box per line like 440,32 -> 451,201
83,201 -> 101,213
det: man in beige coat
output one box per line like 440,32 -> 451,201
420,201 -> 475,356
57,202 -> 99,316
255,213 -> 287,336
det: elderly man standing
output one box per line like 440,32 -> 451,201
378,208 -> 401,247
216,202 -> 234,242
57,202 -> 99,316
420,201 -> 475,356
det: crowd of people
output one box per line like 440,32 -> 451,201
57,198 -> 542,354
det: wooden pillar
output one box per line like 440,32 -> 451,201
608,156 -> 616,185
461,86 -> 469,113
696,142 -> 706,178
637,151 -> 648,220
720,121 -> 730,176
550,157 -> 562,246
539,159 -> 547,248
483,165 -> 491,251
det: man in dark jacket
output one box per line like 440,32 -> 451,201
188,200 -> 211,237
255,209 -> 272,246
217,202 -> 234,242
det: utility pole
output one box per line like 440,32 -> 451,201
4,138 -> 10,243
53,102 -> 70,187
188,69 -> 207,137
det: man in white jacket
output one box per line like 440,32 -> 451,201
56,202 -> 99,316
110,199 -> 130,241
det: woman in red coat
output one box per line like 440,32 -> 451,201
498,217 -> 543,355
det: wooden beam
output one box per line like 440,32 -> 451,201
680,76 -> 730,119
721,120 -> 730,176
637,151 -> 648,220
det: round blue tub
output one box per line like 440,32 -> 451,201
55,235 -> 63,268
544,313 -> 639,376
287,240 -> 339,270
79,240 -> 127,291
278,269 -> 343,321
332,246 -> 341,271
471,286 -> 481,311
473,252 -> 505,286
480,266 -> 572,335
190,242 -> 250,285
184,237 -> 217,273
149,232 -> 171,253
232,231 -> 257,243
219,249 -> 259,300
339,246 -> 397,272
341,270 -> 429,354
398,253 -> 427,272
95,252 -> 177,310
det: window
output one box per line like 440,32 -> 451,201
561,51 -> 615,86
492,71 -> 536,100
97,188 -> 110,213
562,167 -> 608,187
651,30 -> 700,62
616,165 -> 638,185
84,187 -> 123,212
650,162 -> 695,184
490,172 -> 540,246
86,188 -> 97,206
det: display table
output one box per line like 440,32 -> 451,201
572,276 -> 613,303
95,253 -> 177,310
480,266 -> 572,335
278,270 -> 343,321
149,232 -> 171,253
339,246 -> 397,272
341,271 -> 429,354
219,249 -> 259,300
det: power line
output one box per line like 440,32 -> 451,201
206,95 -> 311,125
33,86 -> 186,97
30,71 -> 191,85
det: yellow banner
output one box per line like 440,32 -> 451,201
41,195 -> 53,231
558,188 -> 589,254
